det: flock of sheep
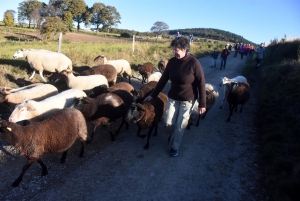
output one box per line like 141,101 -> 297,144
0,48 -> 250,187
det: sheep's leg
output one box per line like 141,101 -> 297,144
29,70 -> 36,80
60,150 -> 68,164
87,126 -> 97,144
38,70 -> 47,82
153,123 -> 158,136
219,98 -> 225,109
227,105 -> 234,122
144,126 -> 155,150
196,113 -> 202,126
107,124 -> 116,141
136,125 -> 146,138
37,158 -> 48,176
12,158 -> 37,187
115,117 -> 128,136
240,104 -> 244,113
79,141 -> 85,158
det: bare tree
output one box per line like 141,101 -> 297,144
150,21 -> 169,35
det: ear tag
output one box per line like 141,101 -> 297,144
7,127 -> 12,131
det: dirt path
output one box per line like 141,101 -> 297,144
0,52 -> 266,201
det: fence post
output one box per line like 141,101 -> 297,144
58,32 -> 62,53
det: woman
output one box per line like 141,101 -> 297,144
144,37 -> 206,157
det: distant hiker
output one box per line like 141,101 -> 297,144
234,42 -> 240,57
210,48 -> 219,68
255,43 -> 266,68
239,43 -> 247,59
220,45 -> 230,70
189,34 -> 194,43
176,31 -> 181,37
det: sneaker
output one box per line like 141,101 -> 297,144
170,148 -> 178,157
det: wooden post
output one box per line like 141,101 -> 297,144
58,32 -> 62,53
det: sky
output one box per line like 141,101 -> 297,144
1,0 -> 299,44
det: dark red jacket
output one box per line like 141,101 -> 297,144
151,54 -> 206,108
221,48 -> 230,58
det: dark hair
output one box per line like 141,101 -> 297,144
171,37 -> 190,52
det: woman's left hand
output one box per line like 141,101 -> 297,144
198,107 -> 206,115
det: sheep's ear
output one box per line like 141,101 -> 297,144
136,103 -> 145,111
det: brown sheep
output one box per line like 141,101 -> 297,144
157,59 -> 168,73
133,81 -> 158,103
81,64 -> 117,86
138,62 -> 154,84
71,90 -> 134,142
89,82 -> 134,98
125,92 -> 168,150
0,108 -> 88,187
226,82 -> 250,122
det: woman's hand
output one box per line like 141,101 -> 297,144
198,107 -> 206,115
144,95 -> 153,101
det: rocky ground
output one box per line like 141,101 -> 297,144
0,39 -> 268,200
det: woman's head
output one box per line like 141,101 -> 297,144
171,37 -> 190,59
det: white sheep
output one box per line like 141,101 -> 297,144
0,83 -> 58,111
56,69 -> 108,94
9,88 -> 87,123
13,48 -> 73,82
0,108 -> 88,187
219,76 -> 247,109
147,72 -> 162,83
93,55 -> 132,84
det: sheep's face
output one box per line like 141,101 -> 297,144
9,100 -> 35,123
13,49 -> 25,59
125,103 -> 144,123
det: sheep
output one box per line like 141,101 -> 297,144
81,64 -> 117,86
0,83 -> 58,111
219,76 -> 247,109
133,81 -> 158,103
9,88 -> 87,123
147,72 -> 162,83
89,82 -> 134,98
138,62 -> 154,84
125,92 -> 168,150
186,83 -> 219,130
0,108 -> 88,187
226,82 -> 250,122
157,59 -> 168,73
71,89 -> 134,143
56,69 -> 108,95
93,55 -> 132,84
13,48 -> 72,82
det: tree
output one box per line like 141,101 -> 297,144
3,10 -> 16,27
40,16 -> 67,40
61,0 -> 87,31
28,8 -> 42,29
98,5 -> 121,32
18,0 -> 44,28
150,21 -> 169,35
62,11 -> 73,31
90,2 -> 105,31
42,0 -> 63,17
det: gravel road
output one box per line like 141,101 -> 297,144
0,52 -> 266,201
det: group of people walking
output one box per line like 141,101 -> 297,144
210,42 -> 266,70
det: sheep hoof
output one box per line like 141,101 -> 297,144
42,169 -> 48,176
12,181 -> 20,187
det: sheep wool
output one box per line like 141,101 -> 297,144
13,49 -> 73,82
9,88 -> 87,123
0,108 -> 87,187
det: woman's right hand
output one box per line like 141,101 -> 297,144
144,95 -> 153,101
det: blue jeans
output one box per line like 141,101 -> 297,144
221,58 -> 227,68
164,98 -> 196,150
